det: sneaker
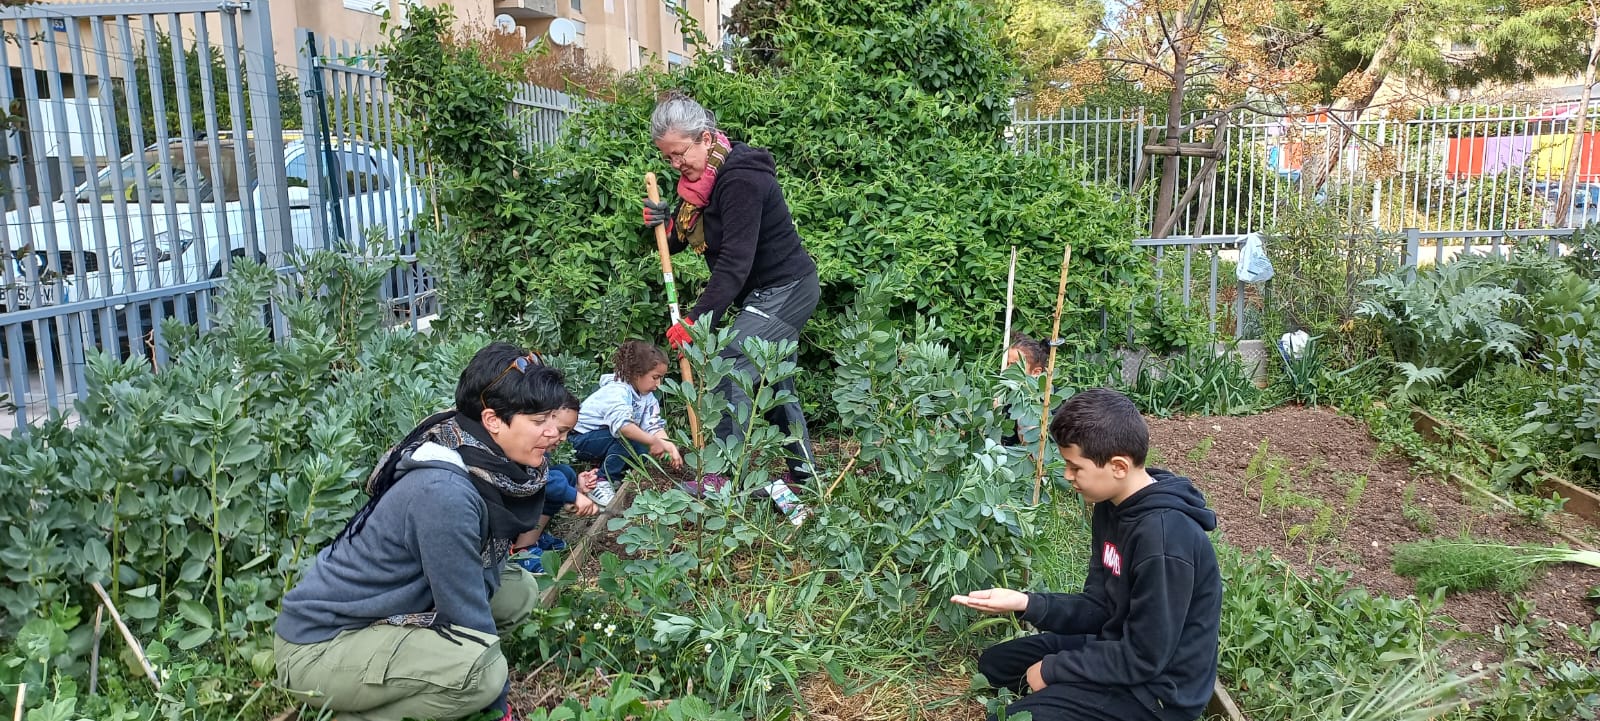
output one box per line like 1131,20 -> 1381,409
679,473 -> 729,497
536,532 -> 567,552
765,479 -> 810,526
509,547 -> 545,575
586,478 -> 618,508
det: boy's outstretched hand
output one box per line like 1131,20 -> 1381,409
949,588 -> 1029,614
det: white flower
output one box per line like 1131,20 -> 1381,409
604,624 -> 617,637
564,619 -> 576,630
593,621 -> 603,630
759,677 -> 773,691
704,643 -> 713,654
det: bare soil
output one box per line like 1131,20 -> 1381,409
1148,406 -> 1600,659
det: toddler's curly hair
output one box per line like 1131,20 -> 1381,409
613,340 -> 669,383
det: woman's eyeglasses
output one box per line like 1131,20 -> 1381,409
479,352 -> 544,410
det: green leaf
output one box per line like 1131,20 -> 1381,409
176,625 -> 213,650
178,599 -> 215,629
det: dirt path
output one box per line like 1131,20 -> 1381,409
1148,407 -> 1600,658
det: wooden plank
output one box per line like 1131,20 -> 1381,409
1410,409 -> 1600,524
1207,679 -> 1247,721
537,480 -> 633,608
1537,473 -> 1600,526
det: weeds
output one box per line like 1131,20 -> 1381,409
1399,482 -> 1438,534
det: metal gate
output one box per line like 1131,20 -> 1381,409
0,0 -> 292,433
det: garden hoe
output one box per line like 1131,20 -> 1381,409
646,172 -> 704,448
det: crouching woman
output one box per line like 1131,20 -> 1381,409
274,342 -> 570,721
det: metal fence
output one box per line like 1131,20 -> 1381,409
0,6 -> 580,434
1,0 -> 293,434
1013,102 -> 1600,237
1136,227 -> 1575,341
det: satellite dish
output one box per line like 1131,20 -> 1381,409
548,17 -> 578,46
494,13 -> 517,34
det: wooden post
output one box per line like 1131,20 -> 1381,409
1001,247 -> 1018,371
1033,245 -> 1072,505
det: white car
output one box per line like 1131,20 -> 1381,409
1,134 -> 420,310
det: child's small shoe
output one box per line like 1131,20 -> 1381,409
536,532 -> 567,552
509,546 -> 545,575
586,478 -> 618,508
679,473 -> 729,497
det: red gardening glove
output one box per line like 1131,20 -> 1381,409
642,198 -> 671,229
666,318 -> 694,349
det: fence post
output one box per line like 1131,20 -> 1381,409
1404,227 -> 1420,279
238,0 -> 291,267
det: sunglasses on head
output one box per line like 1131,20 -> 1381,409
479,351 -> 545,411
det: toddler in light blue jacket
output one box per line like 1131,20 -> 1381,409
571,340 -> 683,505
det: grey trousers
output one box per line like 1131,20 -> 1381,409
713,273 -> 820,484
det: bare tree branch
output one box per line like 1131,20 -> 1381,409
1102,54 -> 1178,81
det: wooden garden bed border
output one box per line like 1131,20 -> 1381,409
1409,409 -> 1597,550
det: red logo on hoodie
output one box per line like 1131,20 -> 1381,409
1102,542 -> 1123,576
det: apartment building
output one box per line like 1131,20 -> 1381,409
323,0 -> 721,72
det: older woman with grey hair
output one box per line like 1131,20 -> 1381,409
642,91 -> 819,497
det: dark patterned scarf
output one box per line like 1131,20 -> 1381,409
335,410 -> 547,561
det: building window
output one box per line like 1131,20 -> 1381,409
572,0 -> 582,11
1450,39 -> 1475,53
572,20 -> 587,48
639,46 -> 652,67
667,51 -> 687,68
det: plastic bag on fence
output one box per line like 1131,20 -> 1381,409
1236,232 -> 1275,283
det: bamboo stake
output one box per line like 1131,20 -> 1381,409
1033,245 -> 1072,505
823,453 -> 860,501
1000,247 -> 1018,372
12,684 -> 23,721
89,581 -> 161,689
88,606 -> 105,695
646,172 -> 704,448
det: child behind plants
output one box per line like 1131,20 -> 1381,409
1002,332 -> 1049,447
571,340 -> 684,506
510,393 -> 601,574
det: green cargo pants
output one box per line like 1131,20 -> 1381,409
274,565 -> 542,721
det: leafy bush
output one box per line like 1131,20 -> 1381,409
505,287 -> 1044,715
1355,251 -> 1560,394
385,2 -> 1149,369
1264,201 -> 1394,364
0,249 -> 513,716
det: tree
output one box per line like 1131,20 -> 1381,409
1471,0 -> 1595,226
1295,0 -> 1589,194
386,1 -> 1151,365
1004,0 -> 1103,106
1064,0 -> 1320,237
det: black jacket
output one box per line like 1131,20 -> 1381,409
670,142 -> 816,324
1021,469 -> 1222,721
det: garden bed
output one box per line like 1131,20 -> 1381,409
1148,407 -> 1600,661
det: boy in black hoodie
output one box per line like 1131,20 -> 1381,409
952,388 -> 1222,721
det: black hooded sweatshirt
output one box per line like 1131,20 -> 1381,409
669,142 -> 817,325
1021,468 -> 1221,721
